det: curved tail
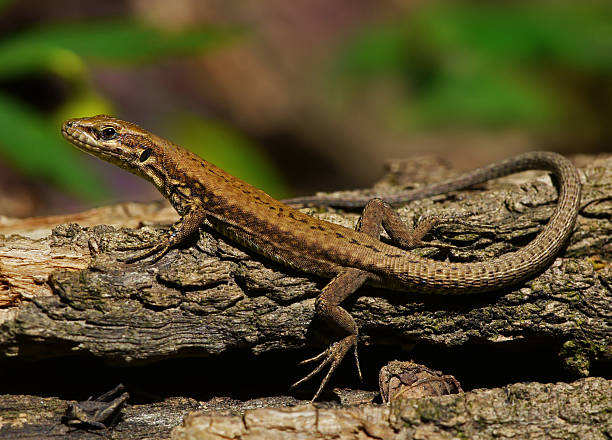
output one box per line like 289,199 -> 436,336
377,152 -> 581,293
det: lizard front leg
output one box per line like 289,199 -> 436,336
118,206 -> 207,263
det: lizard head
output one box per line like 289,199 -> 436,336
62,115 -> 166,185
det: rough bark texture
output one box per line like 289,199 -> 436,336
0,392 -> 300,439
0,154 -> 611,438
172,378 -> 612,440
1,378 -> 609,439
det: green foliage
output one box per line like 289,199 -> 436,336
0,18 -> 233,201
172,117 -> 289,199
0,94 -> 108,199
0,0 -> 13,12
0,21 -> 234,78
335,2 -> 612,129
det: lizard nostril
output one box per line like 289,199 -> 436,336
65,121 -> 74,128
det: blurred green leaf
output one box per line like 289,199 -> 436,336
0,0 -> 14,12
172,117 -> 289,199
413,71 -> 556,128
0,93 -> 107,200
335,2 -> 612,129
338,26 -> 409,77
0,21 -> 235,78
417,4 -> 612,70
54,89 -> 114,127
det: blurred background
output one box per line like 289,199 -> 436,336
0,0 -> 610,217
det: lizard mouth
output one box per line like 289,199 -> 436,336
61,126 -> 94,151
61,124 -> 124,161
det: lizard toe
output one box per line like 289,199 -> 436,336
291,335 -> 359,402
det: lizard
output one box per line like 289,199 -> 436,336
61,115 -> 581,401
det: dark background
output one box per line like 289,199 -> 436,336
0,0 -> 610,217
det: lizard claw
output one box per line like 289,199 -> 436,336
412,240 -> 458,250
291,335 -> 360,402
117,242 -> 170,263
116,242 -> 155,252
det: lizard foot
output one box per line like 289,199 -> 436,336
291,335 -> 360,402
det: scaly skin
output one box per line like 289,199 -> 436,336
62,115 -> 581,400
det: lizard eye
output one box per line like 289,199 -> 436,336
100,127 -> 117,140
139,148 -> 152,162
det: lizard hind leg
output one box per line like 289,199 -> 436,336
292,268 -> 369,401
359,198 -> 449,250
294,197 -> 434,400
294,198 -> 412,401
358,198 -> 492,250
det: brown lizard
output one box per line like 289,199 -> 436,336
62,115 -> 582,400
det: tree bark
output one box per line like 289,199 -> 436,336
0,154 -> 610,439
0,378 -> 609,439
172,378 -> 612,440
